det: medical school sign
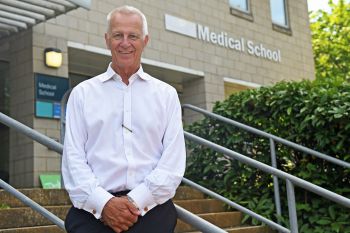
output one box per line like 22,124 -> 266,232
35,73 -> 69,119
165,14 -> 281,63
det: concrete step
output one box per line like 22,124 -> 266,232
184,225 -> 273,233
0,186 -> 204,208
175,211 -> 242,232
0,225 -> 64,233
0,206 -> 69,229
226,226 -> 272,233
0,199 -> 224,228
0,224 -> 273,233
174,199 -> 226,214
174,186 -> 204,200
0,189 -> 70,208
0,186 -> 274,233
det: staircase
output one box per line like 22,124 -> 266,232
0,186 -> 272,233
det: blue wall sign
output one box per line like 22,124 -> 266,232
36,74 -> 69,101
35,73 -> 69,119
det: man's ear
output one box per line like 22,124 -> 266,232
105,33 -> 110,49
143,35 -> 149,47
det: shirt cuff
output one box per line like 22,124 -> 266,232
84,186 -> 114,219
127,183 -> 157,216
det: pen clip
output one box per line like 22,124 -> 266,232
122,124 -> 133,133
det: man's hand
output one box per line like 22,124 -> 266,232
101,197 -> 140,233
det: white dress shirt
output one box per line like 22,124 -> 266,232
62,64 -> 186,219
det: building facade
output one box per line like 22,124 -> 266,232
0,0 -> 315,187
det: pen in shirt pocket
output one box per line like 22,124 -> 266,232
122,124 -> 133,133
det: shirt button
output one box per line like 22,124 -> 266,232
92,209 -> 96,214
144,207 -> 148,212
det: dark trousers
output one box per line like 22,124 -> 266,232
65,197 -> 177,233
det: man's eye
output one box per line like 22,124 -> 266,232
128,34 -> 139,41
113,33 -> 123,40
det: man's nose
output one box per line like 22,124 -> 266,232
120,35 -> 131,45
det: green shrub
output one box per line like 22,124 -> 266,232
185,78 -> 350,232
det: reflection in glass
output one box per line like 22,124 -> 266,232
229,0 -> 248,12
270,0 -> 287,26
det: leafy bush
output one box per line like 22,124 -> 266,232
185,78 -> 350,232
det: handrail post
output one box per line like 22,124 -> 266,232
286,179 -> 298,233
270,138 -> 282,220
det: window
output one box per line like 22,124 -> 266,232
229,0 -> 249,12
229,0 -> 253,21
270,0 -> 288,27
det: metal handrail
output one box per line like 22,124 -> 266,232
182,103 -> 350,226
0,111 -> 227,233
182,104 -> 350,169
0,113 -> 62,152
184,131 -> 350,233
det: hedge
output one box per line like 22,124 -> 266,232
185,78 -> 350,232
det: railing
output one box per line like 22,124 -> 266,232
182,104 -> 350,169
184,132 -> 350,233
182,103 -> 350,223
0,111 -> 227,233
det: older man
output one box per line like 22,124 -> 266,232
62,5 -> 186,233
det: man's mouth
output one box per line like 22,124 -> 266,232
119,51 -> 133,54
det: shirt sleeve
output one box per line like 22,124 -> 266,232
127,88 -> 186,215
61,88 -> 113,219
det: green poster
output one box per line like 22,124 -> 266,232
39,174 -> 61,189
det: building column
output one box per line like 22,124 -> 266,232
9,30 -> 35,187
8,28 -> 68,187
181,75 -> 225,126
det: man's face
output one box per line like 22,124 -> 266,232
105,12 -> 148,74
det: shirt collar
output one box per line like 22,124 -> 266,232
98,63 -> 151,82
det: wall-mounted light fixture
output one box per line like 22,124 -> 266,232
44,48 -> 62,68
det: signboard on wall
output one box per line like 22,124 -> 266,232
35,73 -> 69,119
164,14 -> 282,63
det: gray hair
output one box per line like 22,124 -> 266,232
106,5 -> 148,38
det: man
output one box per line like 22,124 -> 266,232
62,5 -> 186,233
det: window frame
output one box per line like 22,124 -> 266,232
270,0 -> 292,35
229,0 -> 254,22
